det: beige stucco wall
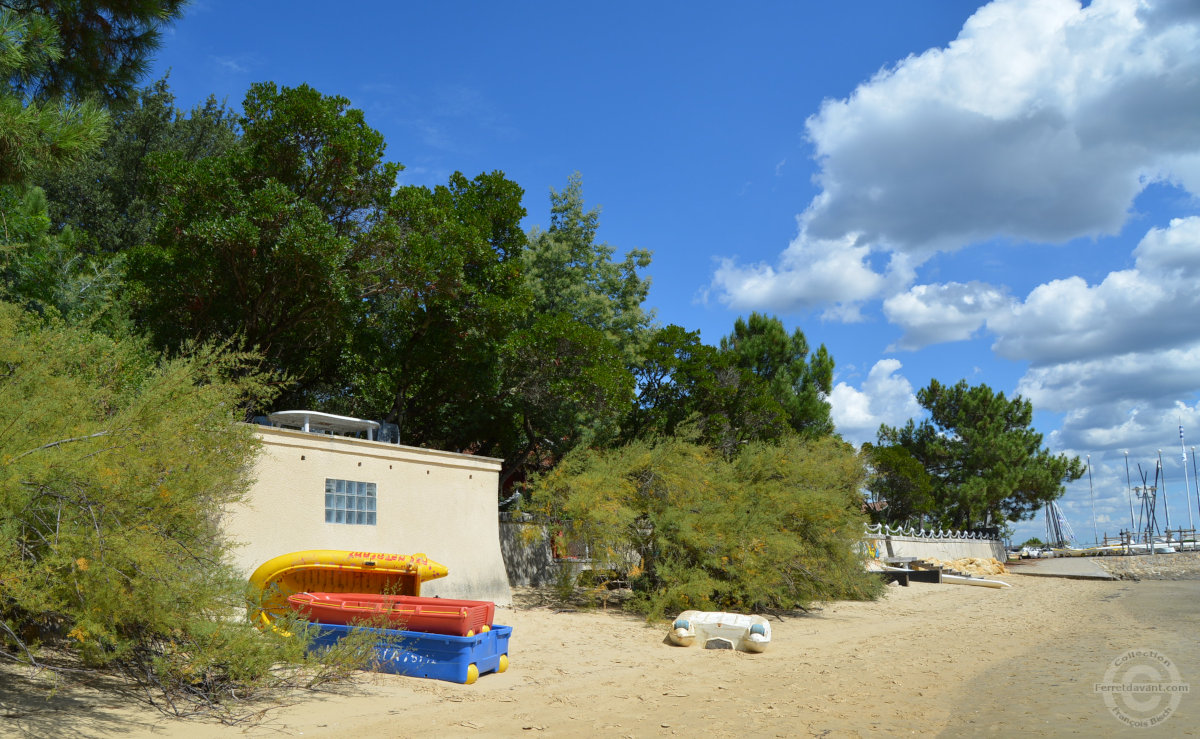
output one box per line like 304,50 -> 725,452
224,426 -> 512,606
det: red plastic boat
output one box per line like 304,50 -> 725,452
287,593 -> 495,637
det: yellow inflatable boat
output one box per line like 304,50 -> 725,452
248,549 -> 449,626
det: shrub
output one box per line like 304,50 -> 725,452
530,435 -> 884,619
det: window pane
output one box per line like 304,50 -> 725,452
324,479 -> 380,524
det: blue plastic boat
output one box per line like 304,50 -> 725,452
306,622 -> 511,684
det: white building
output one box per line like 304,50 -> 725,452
223,411 -> 512,605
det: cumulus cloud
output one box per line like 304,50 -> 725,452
883,281 -> 1011,350
711,230 -> 913,320
973,217 -> 1200,460
829,359 -> 922,446
710,0 -> 1200,313
990,217 -> 1200,364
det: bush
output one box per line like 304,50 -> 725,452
530,435 -> 884,619
0,303 -> 371,717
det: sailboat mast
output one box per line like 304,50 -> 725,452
1087,455 -> 1098,546
1158,451 -> 1171,531
1124,451 -> 1136,532
1181,425 -> 1194,532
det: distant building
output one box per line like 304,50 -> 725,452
223,411 -> 512,605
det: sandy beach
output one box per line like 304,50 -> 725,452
4,569 -> 1198,738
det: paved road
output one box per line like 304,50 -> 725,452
1010,556 -> 1115,580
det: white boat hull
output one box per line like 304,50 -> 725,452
942,574 -> 1011,588
668,610 -> 771,652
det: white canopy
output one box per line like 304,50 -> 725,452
266,410 -> 381,440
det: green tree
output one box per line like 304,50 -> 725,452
623,315 -> 835,456
0,185 -> 123,325
493,313 -> 633,485
0,9 -> 109,184
860,442 -> 933,527
523,173 -> 653,363
4,0 -> 186,107
623,324 -> 710,441
331,170 -> 530,446
339,171 -> 642,490
873,379 -> 1085,531
36,77 -> 240,255
532,435 -> 882,617
127,82 -> 403,394
0,302 -> 378,712
719,312 -> 834,438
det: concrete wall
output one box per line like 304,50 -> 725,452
863,534 -> 1006,562
498,513 -> 559,587
225,426 -> 512,605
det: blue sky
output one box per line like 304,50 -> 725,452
151,0 -> 1200,544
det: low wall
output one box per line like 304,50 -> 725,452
863,524 -> 1005,562
498,513 -> 559,587
865,535 -> 1006,562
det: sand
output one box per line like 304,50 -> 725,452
3,573 -> 1198,738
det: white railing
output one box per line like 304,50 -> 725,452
864,522 -> 999,542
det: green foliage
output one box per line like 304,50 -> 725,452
0,9 -> 110,183
128,82 -> 403,392
1019,537 -> 1045,548
4,0 -> 187,107
623,324 -> 710,441
1,185 -> 125,327
861,442 -> 934,526
337,170 -> 641,489
873,379 -> 1085,530
720,312 -> 834,438
0,302 -> 381,713
523,173 -> 653,363
333,170 -> 529,443
0,309 -> 192,643
624,315 -> 836,456
495,314 -> 633,479
531,435 -> 883,618
36,76 -> 240,255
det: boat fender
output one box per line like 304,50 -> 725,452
744,622 -> 770,652
668,618 -> 696,647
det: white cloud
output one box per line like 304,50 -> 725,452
883,281 -> 1011,350
990,217 -> 1200,364
711,229 -> 913,320
985,218 -> 1200,460
212,56 -> 250,75
709,0 -> 1200,313
829,359 -> 922,446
